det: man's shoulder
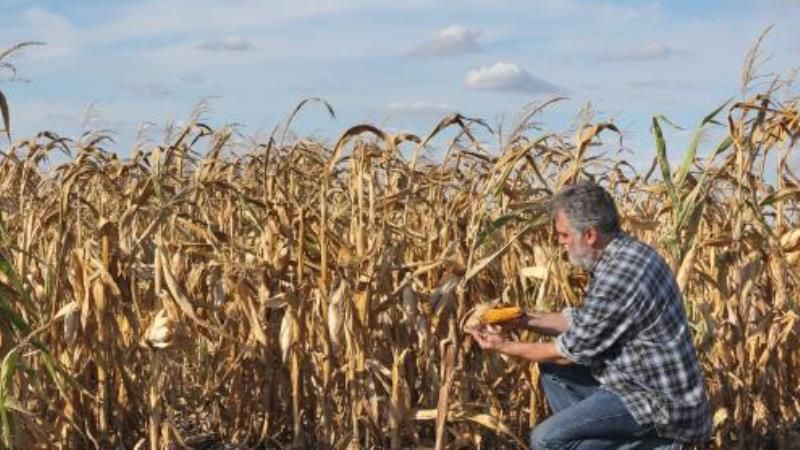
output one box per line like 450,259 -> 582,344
604,233 -> 657,266
594,233 -> 671,291
610,233 -> 666,265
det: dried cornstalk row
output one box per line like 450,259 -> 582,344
0,89 -> 797,449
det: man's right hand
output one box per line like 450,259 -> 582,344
496,314 -> 533,331
501,311 -> 570,336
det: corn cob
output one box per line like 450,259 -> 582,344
480,306 -> 523,325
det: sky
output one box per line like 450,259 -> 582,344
1,0 -> 799,165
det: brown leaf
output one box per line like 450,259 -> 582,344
0,89 -> 10,144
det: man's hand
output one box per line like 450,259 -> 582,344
496,314 -> 531,331
495,311 -> 570,336
468,328 -> 508,352
467,328 -> 572,364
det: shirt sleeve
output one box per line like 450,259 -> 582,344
555,291 -> 637,365
561,307 -> 575,328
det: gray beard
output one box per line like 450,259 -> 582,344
568,247 -> 596,270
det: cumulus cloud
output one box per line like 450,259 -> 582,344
386,101 -> 455,116
409,25 -> 481,57
464,62 -> 560,94
19,7 -> 78,58
198,36 -> 254,52
599,43 -> 690,62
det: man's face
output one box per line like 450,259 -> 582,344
554,210 -> 595,270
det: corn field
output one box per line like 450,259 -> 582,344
0,43 -> 798,449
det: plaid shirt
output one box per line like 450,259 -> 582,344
555,232 -> 711,443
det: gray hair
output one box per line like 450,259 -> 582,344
549,182 -> 621,236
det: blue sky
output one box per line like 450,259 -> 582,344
1,0 -> 799,165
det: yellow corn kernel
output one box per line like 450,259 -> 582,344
481,306 -> 522,325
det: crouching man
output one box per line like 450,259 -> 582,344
468,182 -> 711,449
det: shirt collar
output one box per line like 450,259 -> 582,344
587,231 -> 626,275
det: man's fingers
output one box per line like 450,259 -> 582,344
485,324 -> 502,334
468,330 -> 489,348
467,329 -> 481,342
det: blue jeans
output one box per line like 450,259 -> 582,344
530,363 -> 681,449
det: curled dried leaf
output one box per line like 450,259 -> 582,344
145,309 -> 174,349
280,307 -> 299,363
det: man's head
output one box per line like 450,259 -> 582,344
549,182 -> 621,269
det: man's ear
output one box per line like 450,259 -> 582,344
584,226 -> 599,246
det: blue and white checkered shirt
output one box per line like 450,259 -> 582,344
555,232 -> 712,443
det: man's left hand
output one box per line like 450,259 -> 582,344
468,328 -> 508,352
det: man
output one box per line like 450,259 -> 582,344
469,182 -> 711,449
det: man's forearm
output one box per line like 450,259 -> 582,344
495,340 -> 572,365
524,312 -> 569,336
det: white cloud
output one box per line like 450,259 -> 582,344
4,0 -> 798,159
198,37 -> 254,52
386,101 -> 455,115
461,0 -> 659,22
409,24 -> 480,57
83,0 -> 376,46
4,2 -> 389,63
599,43 -> 690,62
464,62 -> 560,94
17,7 -> 78,59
